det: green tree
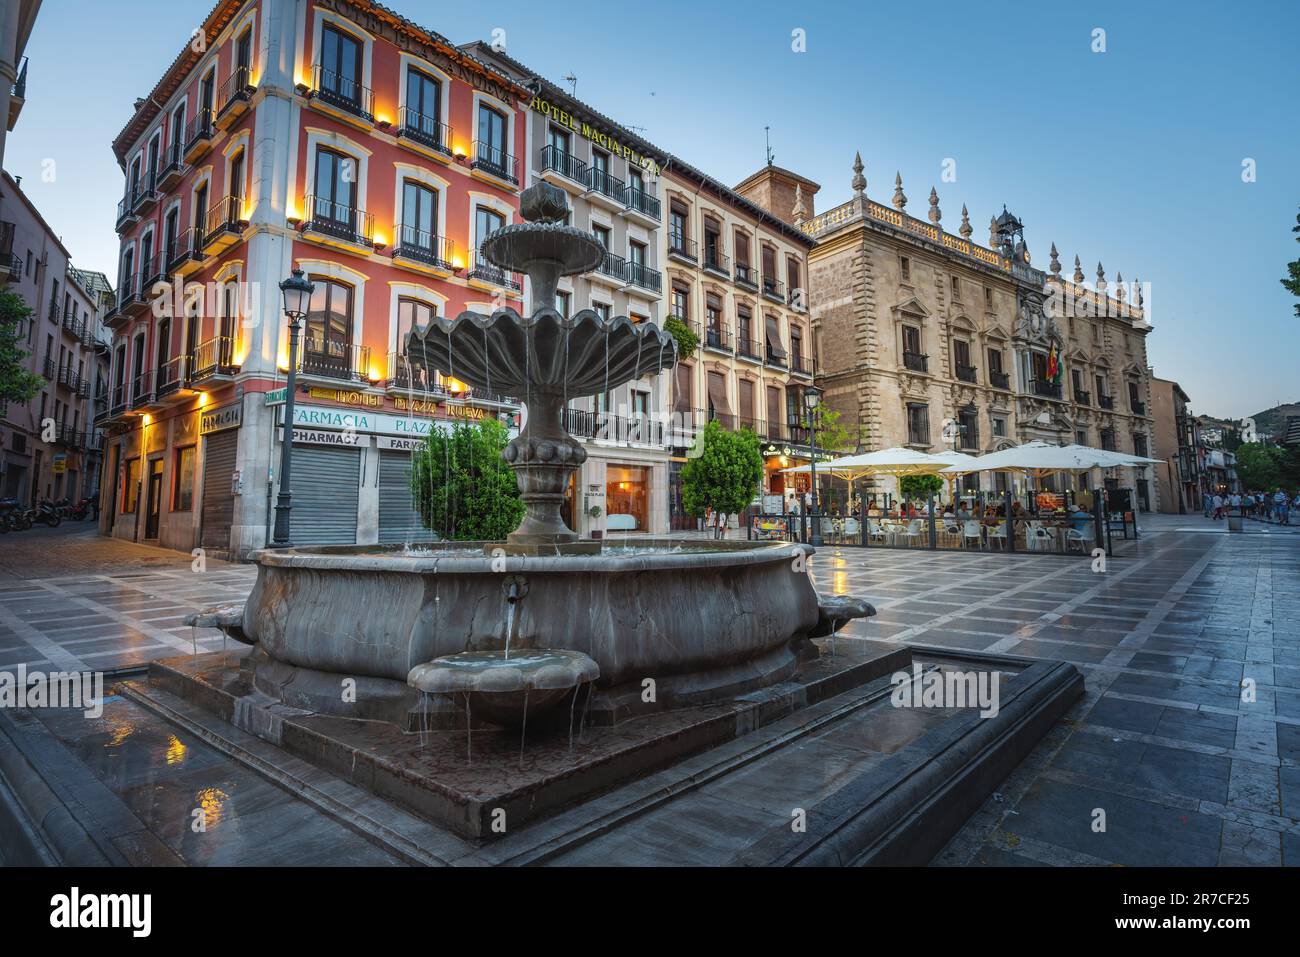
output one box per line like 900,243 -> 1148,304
1,291 -> 44,406
411,418 -> 523,541
900,473 -> 944,501
681,419 -> 763,537
663,314 -> 698,357
1234,442 -> 1284,491
1282,207 -> 1300,317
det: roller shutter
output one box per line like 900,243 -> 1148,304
200,429 -> 239,549
289,445 -> 360,545
378,449 -> 429,544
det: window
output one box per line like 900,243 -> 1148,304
703,219 -> 722,268
984,287 -> 992,308
228,149 -> 244,202
737,305 -> 752,350
992,417 -> 1007,438
593,302 -> 611,322
199,69 -> 216,115
1076,429 -> 1088,446
555,291 -> 571,318
320,24 -> 363,105
786,256 -> 800,298
900,256 -> 911,281
173,446 -> 196,511
593,224 -> 610,249
950,275 -> 961,299
628,167 -> 645,197
790,325 -> 803,369
475,205 -> 504,252
123,458 -> 140,512
548,125 -> 571,156
477,104 -> 507,168
957,406 -> 979,449
906,403 -> 929,446
405,67 -> 441,130
671,283 -> 689,321
304,278 -> 354,376
396,297 -> 436,342
628,240 -> 645,268
738,380 -> 755,427
669,203 -> 688,251
953,339 -> 972,377
313,148 -> 355,229
400,179 -> 439,251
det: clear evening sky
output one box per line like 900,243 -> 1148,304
6,0 -> 1297,418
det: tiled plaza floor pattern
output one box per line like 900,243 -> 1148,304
2,516 -> 1298,865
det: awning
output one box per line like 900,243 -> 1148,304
765,316 -> 787,359
707,373 -> 732,418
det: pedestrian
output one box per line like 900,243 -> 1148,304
1276,489 -> 1291,526
1211,493 -> 1224,520
1229,491 -> 1242,517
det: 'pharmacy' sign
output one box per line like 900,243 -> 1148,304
281,404 -> 516,440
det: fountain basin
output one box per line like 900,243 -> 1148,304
237,539 -> 823,724
408,649 -> 598,726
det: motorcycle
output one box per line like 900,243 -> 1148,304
34,499 -> 62,528
0,498 -> 33,532
68,497 -> 94,521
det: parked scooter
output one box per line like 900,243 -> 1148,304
34,499 -> 62,528
0,498 -> 33,532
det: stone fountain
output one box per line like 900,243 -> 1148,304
210,182 -> 873,732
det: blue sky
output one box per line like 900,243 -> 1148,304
7,0 -> 1297,417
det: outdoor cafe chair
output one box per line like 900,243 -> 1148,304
987,521 -> 1008,550
1065,526 -> 1091,553
961,520 -> 984,549
843,517 -> 861,538
1026,522 -> 1055,553
867,520 -> 888,544
900,519 -> 924,546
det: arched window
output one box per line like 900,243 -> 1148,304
395,297 -> 437,390
304,278 -> 354,379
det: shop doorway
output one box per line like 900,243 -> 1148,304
606,464 -> 649,532
144,457 -> 164,539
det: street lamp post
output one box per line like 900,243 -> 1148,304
804,384 -> 824,547
270,267 -> 315,548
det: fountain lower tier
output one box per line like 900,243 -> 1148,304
218,540 -> 865,727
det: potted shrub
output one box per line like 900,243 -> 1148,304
588,504 -> 604,540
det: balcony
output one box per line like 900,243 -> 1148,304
467,251 -> 521,294
624,261 -> 661,293
138,255 -> 164,297
167,227 -> 205,276
300,194 -> 374,253
990,370 -> 1010,390
955,364 -> 977,383
734,263 -> 758,291
299,338 -> 371,383
539,145 -> 587,191
183,108 -> 215,163
109,383 -> 128,417
470,140 -> 518,187
132,170 -> 159,215
735,336 -> 763,362
156,355 -> 187,399
592,250 -> 627,287
395,107 -> 452,161
903,351 -> 929,373
3,253 -> 21,284
9,56 -> 27,130
1074,389 -> 1091,406
308,64 -> 374,128
116,185 -> 141,230
157,139 -> 189,190
215,65 -> 255,129
702,247 -> 730,279
392,225 -> 454,277
1098,394 -> 1115,410
704,325 -> 732,353
761,275 -> 785,303
42,356 -> 55,380
564,408 -> 665,448
384,353 -> 517,406
584,167 -> 626,211
1031,379 -> 1063,400
54,424 -> 83,448
765,346 -> 789,370
1131,400 -> 1146,415
189,336 -> 240,384
56,364 -> 83,393
202,196 -> 247,255
130,370 -> 156,409
47,297 -> 58,322
668,234 -> 697,264
1100,432 -> 1117,452
0,221 -> 16,283
790,356 -> 813,377
622,185 -> 661,225
116,276 -> 149,321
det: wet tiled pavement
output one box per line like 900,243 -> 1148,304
3,515 -> 1298,865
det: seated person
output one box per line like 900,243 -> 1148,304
1068,504 -> 1093,532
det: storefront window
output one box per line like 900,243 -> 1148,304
173,446 -> 195,511
123,458 -> 140,513
606,465 -> 649,532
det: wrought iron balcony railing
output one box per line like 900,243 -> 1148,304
955,364 -> 977,383
624,261 -> 661,292
990,370 -> 1010,389
311,63 -> 373,122
468,251 -> 521,291
734,263 -> 758,289
1032,379 -> 1063,399
761,275 -> 785,302
396,107 -> 451,155
1098,394 -> 1115,410
189,336 -> 240,382
585,166 -> 625,201
393,225 -> 453,270
623,185 -> 660,220
299,338 -> 371,382
903,351 -> 928,373
472,140 -> 518,185
668,233 -> 697,262
540,145 -> 587,184
302,194 -> 374,247
703,248 -> 730,277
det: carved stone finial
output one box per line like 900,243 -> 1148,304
1049,242 -> 1061,275
928,187 -> 941,224
519,182 -> 570,224
1096,261 -> 1106,291
1134,277 -> 1143,307
791,183 -> 807,223
989,216 -> 999,248
959,203 -> 972,239
892,171 -> 907,210
1115,272 -> 1126,301
851,152 -> 866,197
1073,255 -> 1085,283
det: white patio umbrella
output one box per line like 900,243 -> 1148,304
1060,444 -> 1162,468
938,440 -> 1099,478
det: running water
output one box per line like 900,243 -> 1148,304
503,600 -> 516,660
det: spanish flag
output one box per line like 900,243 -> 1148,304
1046,344 -> 1061,383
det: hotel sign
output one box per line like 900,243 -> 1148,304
308,386 -> 383,408
530,96 -> 662,176
200,402 -> 243,435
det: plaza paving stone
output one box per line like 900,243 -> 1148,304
3,513 -> 1299,865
